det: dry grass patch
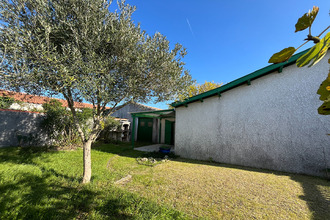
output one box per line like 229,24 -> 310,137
124,160 -> 330,219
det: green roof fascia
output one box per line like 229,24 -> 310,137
171,48 -> 310,108
131,109 -> 174,118
130,114 -> 160,119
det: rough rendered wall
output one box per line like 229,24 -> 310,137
152,118 -> 159,143
175,57 -> 330,177
0,110 -> 48,147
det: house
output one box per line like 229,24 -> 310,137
111,101 -> 162,124
132,49 -> 330,178
0,90 -> 106,111
111,101 -> 165,143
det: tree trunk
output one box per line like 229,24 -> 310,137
82,139 -> 93,183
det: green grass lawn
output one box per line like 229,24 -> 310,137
0,143 -> 329,219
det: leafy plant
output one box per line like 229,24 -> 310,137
0,96 -> 15,109
40,99 -> 94,148
98,117 -> 121,143
269,6 -> 330,115
40,99 -> 76,147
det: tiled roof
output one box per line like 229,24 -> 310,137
132,102 -> 162,110
0,90 -> 110,109
112,101 -> 162,113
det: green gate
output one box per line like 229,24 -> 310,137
137,118 -> 153,142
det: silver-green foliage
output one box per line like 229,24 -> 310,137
0,0 -> 192,182
41,99 -> 93,147
0,0 -> 192,132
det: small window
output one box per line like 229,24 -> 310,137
141,122 -> 145,126
148,122 -> 153,127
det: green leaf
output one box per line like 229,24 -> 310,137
297,32 -> 330,67
295,6 -> 319,32
317,96 -> 330,115
317,72 -> 330,101
268,47 -> 296,64
317,72 -> 330,115
308,46 -> 328,67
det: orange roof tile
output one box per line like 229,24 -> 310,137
0,90 -> 110,109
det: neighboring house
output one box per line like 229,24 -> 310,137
0,90 -> 104,111
111,101 -> 162,123
132,49 -> 330,178
111,101 -> 164,143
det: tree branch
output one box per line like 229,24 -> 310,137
0,44 -> 7,67
296,40 -> 310,51
305,35 -> 320,44
317,25 -> 330,37
63,88 -> 86,142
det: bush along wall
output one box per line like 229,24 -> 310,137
40,99 -> 93,148
0,96 -> 15,109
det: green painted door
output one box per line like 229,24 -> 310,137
137,118 -> 153,142
165,120 -> 175,145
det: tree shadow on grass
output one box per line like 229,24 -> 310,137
290,175 -> 330,220
93,142 -> 330,220
0,173 -> 136,219
0,164 -> 98,219
0,146 -> 185,219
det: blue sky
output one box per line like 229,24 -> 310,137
124,0 -> 330,109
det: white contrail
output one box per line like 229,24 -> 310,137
186,18 -> 195,37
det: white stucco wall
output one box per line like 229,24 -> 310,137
161,119 -> 166,144
152,118 -> 159,143
175,56 -> 330,177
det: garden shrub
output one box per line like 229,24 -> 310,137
98,117 -> 121,143
40,99 -> 121,147
40,99 -> 93,147
0,95 -> 15,109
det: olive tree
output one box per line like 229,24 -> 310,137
0,0 -> 192,183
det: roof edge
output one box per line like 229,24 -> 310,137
130,109 -> 174,116
171,48 -> 310,108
